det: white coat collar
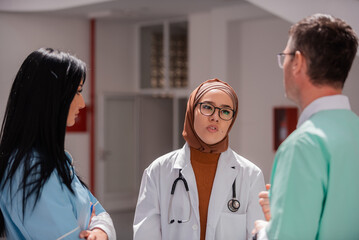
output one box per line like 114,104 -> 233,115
173,143 -> 191,170
173,143 -> 241,170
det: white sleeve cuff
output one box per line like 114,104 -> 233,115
256,227 -> 268,240
89,212 -> 117,240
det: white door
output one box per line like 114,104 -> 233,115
98,94 -> 176,208
97,94 -> 183,239
138,95 -> 174,172
98,94 -> 138,211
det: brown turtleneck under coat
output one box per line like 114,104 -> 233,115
190,147 -> 220,240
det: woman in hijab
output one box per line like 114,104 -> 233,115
133,79 -> 265,240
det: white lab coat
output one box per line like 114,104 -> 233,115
133,143 -> 265,240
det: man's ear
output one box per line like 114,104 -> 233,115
292,50 -> 306,75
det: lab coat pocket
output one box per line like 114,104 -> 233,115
215,212 -> 246,240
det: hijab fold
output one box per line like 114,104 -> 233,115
182,79 -> 238,153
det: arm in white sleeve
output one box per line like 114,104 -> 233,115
87,191 -> 116,240
89,212 -> 116,240
133,168 -> 162,240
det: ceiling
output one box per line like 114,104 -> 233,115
0,0 -> 246,22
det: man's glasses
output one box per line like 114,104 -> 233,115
277,52 -> 295,69
197,102 -> 235,121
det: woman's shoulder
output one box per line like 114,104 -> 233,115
227,148 -> 262,173
144,145 -> 189,175
147,148 -> 182,169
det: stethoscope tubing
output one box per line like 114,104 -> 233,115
168,170 -> 191,224
227,178 -> 240,212
169,169 -> 241,224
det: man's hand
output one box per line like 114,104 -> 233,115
259,184 -> 271,221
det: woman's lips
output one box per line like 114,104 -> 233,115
207,125 -> 218,133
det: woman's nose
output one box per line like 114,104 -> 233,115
210,109 -> 220,122
79,94 -> 86,109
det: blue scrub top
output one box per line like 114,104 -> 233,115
0,151 -> 106,240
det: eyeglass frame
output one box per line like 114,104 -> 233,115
196,102 -> 235,121
277,52 -> 295,69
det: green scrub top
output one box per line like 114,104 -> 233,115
267,109 -> 359,240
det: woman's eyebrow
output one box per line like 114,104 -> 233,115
202,101 -> 232,108
201,100 -> 214,104
220,104 -> 232,108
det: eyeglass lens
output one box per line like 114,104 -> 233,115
200,103 -> 233,121
277,54 -> 285,69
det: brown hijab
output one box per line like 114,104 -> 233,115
182,79 -> 238,153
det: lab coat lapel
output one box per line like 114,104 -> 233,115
206,149 -> 238,231
173,144 -> 200,225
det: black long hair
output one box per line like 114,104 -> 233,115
0,48 -> 86,236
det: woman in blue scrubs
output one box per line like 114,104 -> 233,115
0,48 -> 116,239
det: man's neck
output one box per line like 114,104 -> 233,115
298,85 -> 342,112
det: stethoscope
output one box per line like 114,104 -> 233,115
168,169 -> 192,224
227,177 -> 240,212
168,169 -> 240,224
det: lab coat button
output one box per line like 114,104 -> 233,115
192,224 -> 198,230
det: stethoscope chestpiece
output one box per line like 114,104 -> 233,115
227,199 -> 240,212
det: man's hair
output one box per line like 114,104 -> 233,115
289,13 -> 358,88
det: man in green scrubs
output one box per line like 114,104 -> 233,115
253,14 -> 359,239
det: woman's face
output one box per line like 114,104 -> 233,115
194,89 -> 234,145
67,81 -> 85,127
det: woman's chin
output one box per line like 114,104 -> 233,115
66,120 -> 75,127
203,137 -> 225,146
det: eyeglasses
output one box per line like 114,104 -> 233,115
197,102 -> 235,121
277,52 -> 295,69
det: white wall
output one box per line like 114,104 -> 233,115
95,19 -> 136,94
188,4 -> 359,183
94,19 -> 137,240
188,12 -> 212,89
95,19 -> 136,200
246,0 -> 359,51
188,5 -> 290,182
0,13 -> 91,182
343,56 -> 359,114
227,17 -> 294,182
